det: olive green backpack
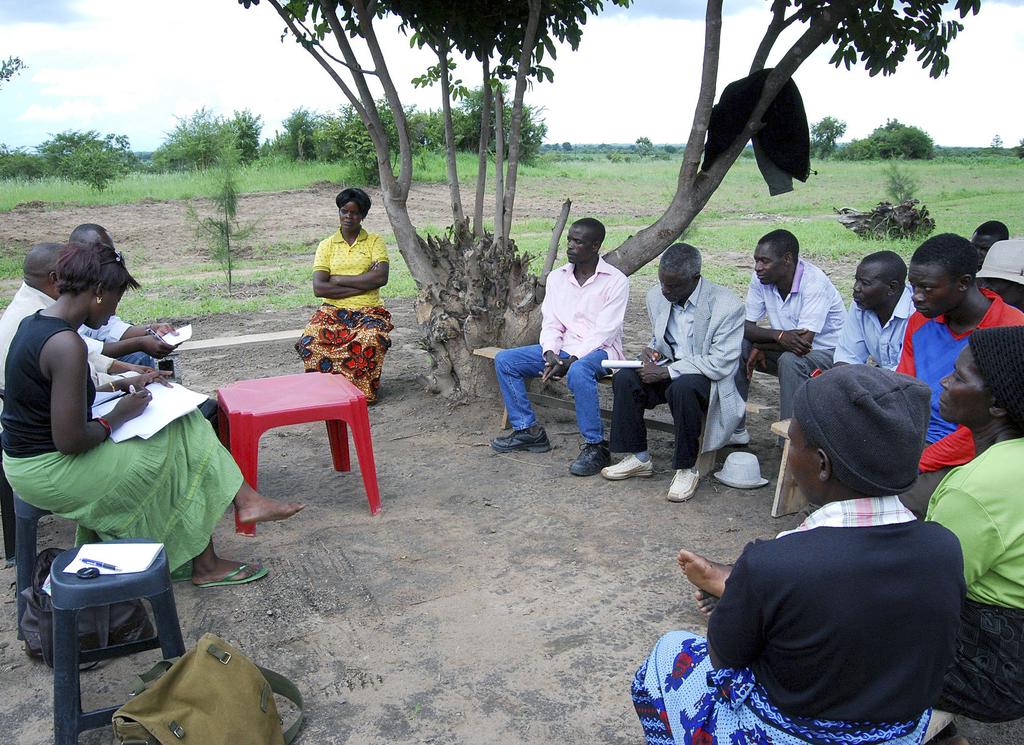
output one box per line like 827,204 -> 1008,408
112,632 -> 304,744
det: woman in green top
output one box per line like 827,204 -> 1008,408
927,325 -> 1024,726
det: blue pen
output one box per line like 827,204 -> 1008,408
81,558 -> 119,571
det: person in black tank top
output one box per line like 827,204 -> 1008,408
1,238 -> 305,587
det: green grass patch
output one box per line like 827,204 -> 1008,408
2,156 -> 1020,321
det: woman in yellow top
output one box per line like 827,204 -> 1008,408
296,188 -> 392,402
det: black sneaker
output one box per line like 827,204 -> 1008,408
490,426 -> 552,453
570,441 -> 610,476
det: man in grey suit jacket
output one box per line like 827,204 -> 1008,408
603,244 -> 745,502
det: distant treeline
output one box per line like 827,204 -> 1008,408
0,86 -> 546,190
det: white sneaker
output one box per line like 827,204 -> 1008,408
667,468 -> 700,502
727,428 -> 751,446
601,454 -> 654,480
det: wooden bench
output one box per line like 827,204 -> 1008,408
923,711 -> 954,742
473,346 -> 744,478
770,418 -> 809,518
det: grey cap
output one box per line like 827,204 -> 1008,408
977,240 -> 1024,286
792,365 -> 932,497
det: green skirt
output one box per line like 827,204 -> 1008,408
3,410 -> 243,572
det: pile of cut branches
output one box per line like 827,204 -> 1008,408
834,200 -> 935,240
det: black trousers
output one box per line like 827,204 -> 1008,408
609,369 -> 711,469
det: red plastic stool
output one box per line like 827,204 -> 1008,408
217,373 -> 382,535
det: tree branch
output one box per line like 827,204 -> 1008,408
318,1 -> 400,193
437,42 -> 466,226
351,0 -> 414,194
290,13 -> 379,76
604,0 -> 857,276
679,0 -> 723,188
267,0 -> 368,120
473,57 -> 492,239
500,0 -> 542,243
494,85 -> 505,245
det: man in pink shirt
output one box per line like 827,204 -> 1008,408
491,218 -> 630,476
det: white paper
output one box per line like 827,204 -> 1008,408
91,382 -> 208,442
63,542 -> 163,575
161,324 -> 192,346
601,359 -> 643,369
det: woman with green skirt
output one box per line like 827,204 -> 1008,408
1,238 -> 304,587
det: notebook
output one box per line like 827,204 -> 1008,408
63,543 -> 164,575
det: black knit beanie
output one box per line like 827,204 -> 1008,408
969,326 -> 1024,431
792,365 -> 932,496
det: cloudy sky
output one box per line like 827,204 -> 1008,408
1,0 -> 1022,152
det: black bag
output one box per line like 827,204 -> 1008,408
19,547 -> 155,667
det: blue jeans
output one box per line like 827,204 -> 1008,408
118,351 -> 157,368
494,344 -> 608,444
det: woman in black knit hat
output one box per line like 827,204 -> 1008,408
631,365 -> 965,745
927,326 -> 1024,728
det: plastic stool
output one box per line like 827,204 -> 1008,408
218,372 -> 382,535
14,493 -> 52,640
49,540 -> 185,745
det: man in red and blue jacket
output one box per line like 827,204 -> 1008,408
897,233 -> 1024,515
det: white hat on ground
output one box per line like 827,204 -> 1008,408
714,451 -> 769,489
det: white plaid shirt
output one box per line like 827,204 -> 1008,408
776,495 -> 916,539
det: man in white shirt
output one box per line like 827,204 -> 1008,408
69,223 -> 177,365
0,243 -> 149,395
833,251 -> 913,370
734,229 -> 845,429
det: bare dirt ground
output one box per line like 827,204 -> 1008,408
1,188 -> 1020,744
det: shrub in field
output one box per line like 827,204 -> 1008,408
154,108 -> 236,171
229,109 -> 263,165
810,116 -> 847,158
281,107 -> 318,162
187,143 -> 254,294
884,162 -> 918,203
37,130 -> 136,190
0,145 -> 46,180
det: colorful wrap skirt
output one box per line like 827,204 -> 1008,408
2,410 -> 242,572
632,631 -> 932,745
296,304 -> 393,403
937,598 -> 1024,722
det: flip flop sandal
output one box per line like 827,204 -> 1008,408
170,561 -> 192,583
194,563 -> 269,588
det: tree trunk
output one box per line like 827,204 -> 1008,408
413,223 -> 543,399
438,44 -> 466,227
501,0 -> 541,243
493,86 -> 505,245
472,59 -> 491,239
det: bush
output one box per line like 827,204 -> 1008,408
836,119 -> 933,161
153,109 -> 235,171
810,116 -> 847,159
229,109 -> 262,165
0,145 -> 46,180
37,130 -> 137,190
884,162 -> 918,203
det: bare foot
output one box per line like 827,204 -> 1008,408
234,484 -> 305,524
694,589 -> 719,616
677,549 -> 731,599
191,556 -> 264,586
